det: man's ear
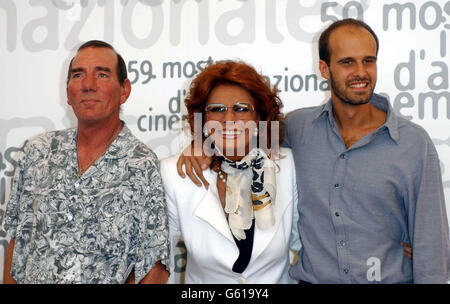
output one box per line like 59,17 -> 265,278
319,60 -> 330,80
67,87 -> 72,105
120,78 -> 131,105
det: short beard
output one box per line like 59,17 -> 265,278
329,71 -> 374,106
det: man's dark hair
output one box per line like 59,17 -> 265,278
319,18 -> 379,65
66,40 -> 127,86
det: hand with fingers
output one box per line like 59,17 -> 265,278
401,243 -> 412,260
176,141 -> 213,189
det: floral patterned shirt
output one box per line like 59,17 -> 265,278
2,124 -> 170,284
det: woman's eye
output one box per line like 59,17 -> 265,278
234,106 -> 249,112
211,107 -> 226,112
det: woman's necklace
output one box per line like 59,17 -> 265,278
217,168 -> 232,194
76,125 -> 122,178
217,168 -> 226,184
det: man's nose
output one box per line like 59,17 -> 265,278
81,73 -> 97,91
352,62 -> 368,78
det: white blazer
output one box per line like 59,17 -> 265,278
161,148 -> 300,284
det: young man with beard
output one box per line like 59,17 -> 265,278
285,19 -> 449,284
177,19 -> 450,283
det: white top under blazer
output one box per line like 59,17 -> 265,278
161,147 -> 300,284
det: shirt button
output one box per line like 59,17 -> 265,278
67,213 -> 74,221
74,182 -> 80,188
340,240 -> 347,247
334,183 -> 340,189
335,212 -> 340,217
340,154 -> 346,159
59,248 -> 65,254
344,268 -> 349,274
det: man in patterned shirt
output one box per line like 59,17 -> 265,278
2,40 -> 170,283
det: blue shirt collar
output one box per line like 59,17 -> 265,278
313,93 -> 400,144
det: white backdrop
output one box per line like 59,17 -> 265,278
1,0 -> 449,283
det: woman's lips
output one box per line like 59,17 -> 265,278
219,129 -> 243,139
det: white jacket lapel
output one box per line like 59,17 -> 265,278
250,182 -> 292,263
193,172 -> 235,244
192,168 -> 292,262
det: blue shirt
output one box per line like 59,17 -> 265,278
286,93 -> 449,283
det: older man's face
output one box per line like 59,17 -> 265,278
67,47 -> 130,125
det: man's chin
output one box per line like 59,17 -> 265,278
76,115 -> 105,125
341,91 -> 373,106
342,98 -> 371,106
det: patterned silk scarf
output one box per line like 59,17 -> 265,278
220,148 -> 276,240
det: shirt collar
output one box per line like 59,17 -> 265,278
104,121 -> 134,159
312,100 -> 333,123
71,120 -> 134,159
370,93 -> 400,144
313,93 -> 400,144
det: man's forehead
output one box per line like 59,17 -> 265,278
329,25 -> 375,45
71,46 -> 118,69
328,26 -> 377,56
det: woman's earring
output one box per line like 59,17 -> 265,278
203,128 -> 209,137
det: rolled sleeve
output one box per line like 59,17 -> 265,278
410,152 -> 450,283
134,159 -> 170,284
2,149 -> 26,239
